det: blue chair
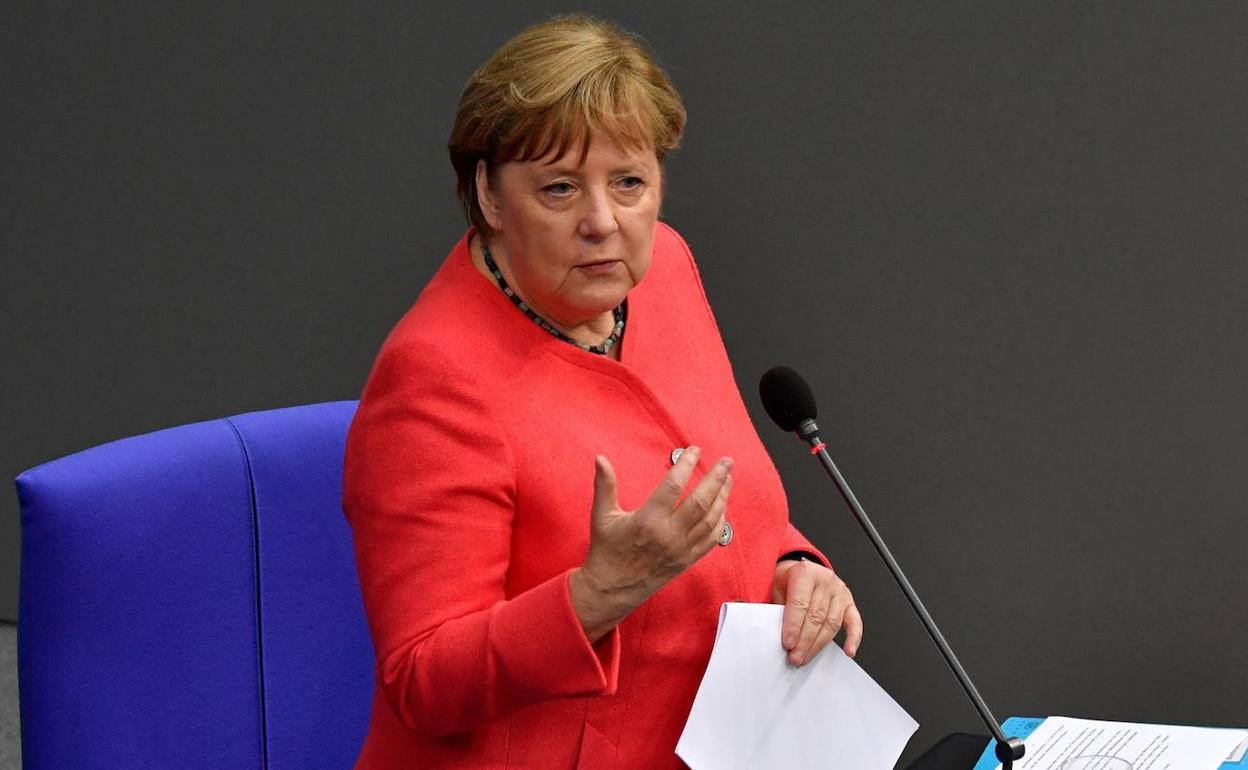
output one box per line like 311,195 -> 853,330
14,401 -> 374,769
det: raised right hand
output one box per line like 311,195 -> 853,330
569,446 -> 733,642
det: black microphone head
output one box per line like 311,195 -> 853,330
759,366 -> 818,432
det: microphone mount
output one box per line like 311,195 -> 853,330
795,417 -> 1025,768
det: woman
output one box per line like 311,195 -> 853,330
343,15 -> 863,769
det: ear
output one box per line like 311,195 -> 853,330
656,162 -> 667,216
475,159 -> 504,232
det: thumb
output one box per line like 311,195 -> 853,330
591,455 -> 620,520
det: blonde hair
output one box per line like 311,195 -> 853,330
448,15 -> 687,235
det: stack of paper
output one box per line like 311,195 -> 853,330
677,602 -> 918,770
972,716 -> 1248,770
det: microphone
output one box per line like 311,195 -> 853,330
759,366 -> 819,440
760,366 -> 1025,768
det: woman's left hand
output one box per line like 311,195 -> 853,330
772,558 -> 863,665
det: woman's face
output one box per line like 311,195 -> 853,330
476,135 -> 662,330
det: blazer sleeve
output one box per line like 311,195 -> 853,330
343,341 -> 621,736
778,522 -> 832,568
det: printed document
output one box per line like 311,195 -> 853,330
676,602 -> 918,770
992,716 -> 1247,770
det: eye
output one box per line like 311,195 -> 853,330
616,176 -> 645,191
542,181 -> 576,197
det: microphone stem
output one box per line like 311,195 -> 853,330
806,433 -> 1023,766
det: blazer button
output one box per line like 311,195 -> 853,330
670,447 -> 685,465
717,520 -> 733,547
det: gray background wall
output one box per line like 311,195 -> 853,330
4,1 -> 1246,765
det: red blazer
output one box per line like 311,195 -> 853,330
343,223 -> 828,769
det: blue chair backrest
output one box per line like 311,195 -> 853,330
15,401 -> 374,769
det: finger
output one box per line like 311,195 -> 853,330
591,455 -> 620,520
810,580 -> 852,661
780,562 -> 815,652
671,456 -> 732,531
645,446 -> 702,512
841,603 -> 864,658
801,618 -> 839,666
686,468 -> 731,537
686,474 -> 731,558
791,577 -> 832,666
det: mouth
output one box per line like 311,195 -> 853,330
575,259 -> 623,275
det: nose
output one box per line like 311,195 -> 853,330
577,186 -> 620,240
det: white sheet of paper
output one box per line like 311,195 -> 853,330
676,602 -> 918,770
992,716 -> 1248,770
1228,734 -> 1248,763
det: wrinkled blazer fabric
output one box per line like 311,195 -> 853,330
343,223 -> 829,769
